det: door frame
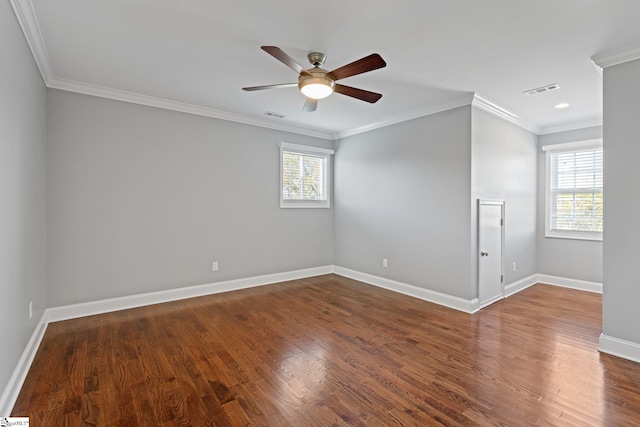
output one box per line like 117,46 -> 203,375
478,199 -> 505,309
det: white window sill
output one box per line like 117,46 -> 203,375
280,206 -> 331,209
545,231 -> 602,242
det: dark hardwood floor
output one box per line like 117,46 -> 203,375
12,274 -> 640,426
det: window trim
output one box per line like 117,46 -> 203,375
279,142 -> 334,209
542,139 -> 603,241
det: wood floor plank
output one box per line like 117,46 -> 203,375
11,275 -> 640,425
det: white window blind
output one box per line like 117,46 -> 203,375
279,143 -> 333,208
544,140 -> 603,240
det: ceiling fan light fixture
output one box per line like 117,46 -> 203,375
299,77 -> 335,99
243,47 -> 385,110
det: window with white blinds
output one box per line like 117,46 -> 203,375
543,140 -> 603,240
279,142 -> 333,208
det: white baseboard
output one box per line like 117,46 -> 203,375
43,270 -> 601,324
333,266 -> 479,313
0,266 -> 608,415
479,294 -> 504,309
1,265 -> 333,414
536,274 -> 602,294
504,274 -> 538,297
0,313 -> 48,416
46,265 -> 334,323
599,334 -> 640,363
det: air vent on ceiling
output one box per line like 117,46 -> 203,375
264,111 -> 287,118
523,83 -> 560,96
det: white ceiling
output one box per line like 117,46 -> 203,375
12,0 -> 640,139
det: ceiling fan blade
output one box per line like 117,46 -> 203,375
334,84 -> 382,103
302,98 -> 318,112
262,46 -> 311,76
328,53 -> 386,81
242,83 -> 298,91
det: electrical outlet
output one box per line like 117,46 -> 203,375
29,301 -> 33,319
212,261 -> 219,272
512,262 -> 517,272
383,258 -> 388,268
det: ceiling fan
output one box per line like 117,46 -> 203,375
242,46 -> 387,112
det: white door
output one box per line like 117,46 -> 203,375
478,201 -> 504,308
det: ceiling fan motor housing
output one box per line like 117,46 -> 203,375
307,52 -> 326,67
298,69 -> 334,86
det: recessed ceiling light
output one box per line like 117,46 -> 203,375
555,102 -> 570,109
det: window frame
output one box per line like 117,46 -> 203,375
279,142 -> 334,209
543,139 -> 603,241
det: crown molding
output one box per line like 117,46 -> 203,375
9,0 -> 54,84
48,77 -> 335,140
10,0 -> 334,140
538,117 -> 603,135
11,0 -> 599,142
334,93 -> 475,139
592,42 -> 640,69
472,94 -> 540,134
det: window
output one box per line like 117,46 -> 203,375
543,139 -> 603,240
280,142 -> 333,208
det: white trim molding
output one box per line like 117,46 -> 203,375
46,265 -> 333,323
334,93 -> 475,139
33,270 -> 605,326
0,265 -> 331,414
9,0 -> 337,141
599,334 -> 640,364
479,294 -> 503,310
505,274 -> 602,297
592,42 -> 640,69
8,0 -> 53,84
278,142 -> 334,155
0,267 -> 611,413
0,313 -> 49,416
472,94 -> 540,134
536,274 -> 602,294
333,266 -> 479,313
538,117 -> 603,135
11,0 -> 607,143
47,78 -> 335,140
541,138 -> 602,152
504,274 -> 538,297
6,0 -> 474,142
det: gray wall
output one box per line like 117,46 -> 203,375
0,2 -> 48,395
602,58 -> 640,345
471,107 -> 538,288
334,106 -> 475,300
47,90 -> 334,307
537,126 -> 603,283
